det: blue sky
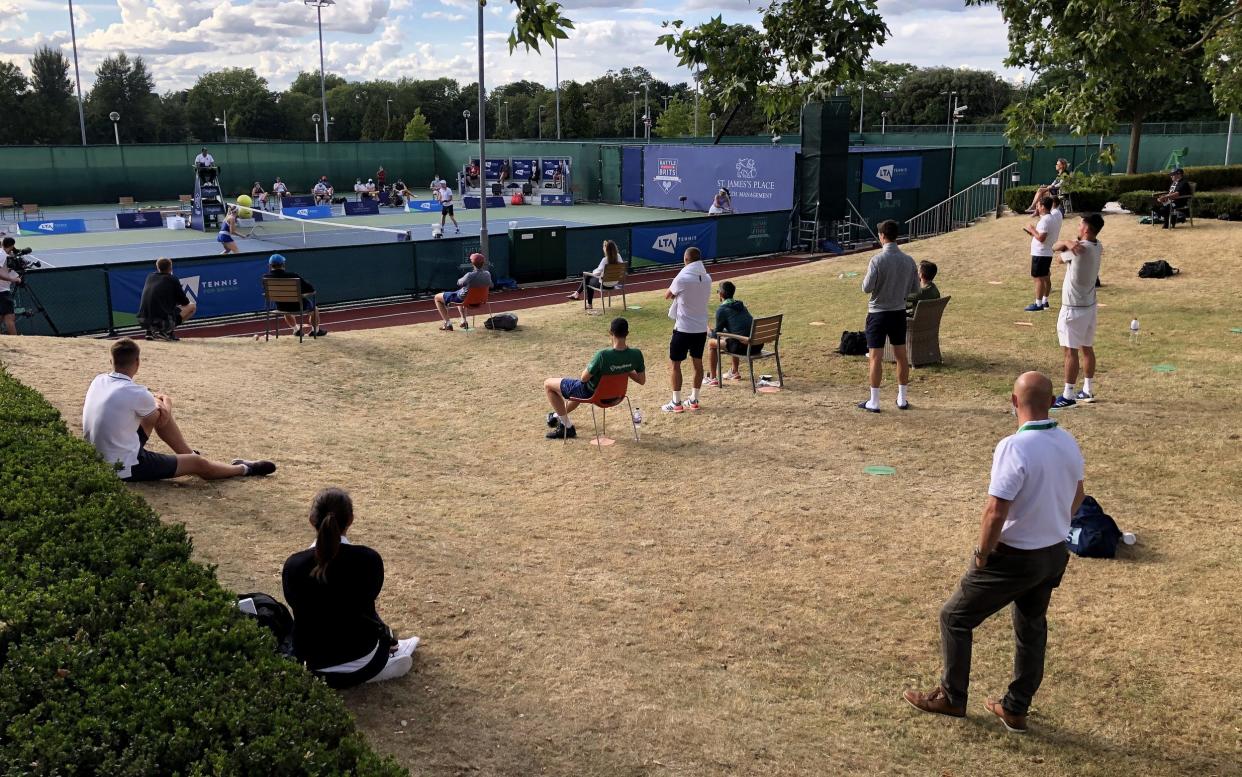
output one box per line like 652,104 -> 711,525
0,0 -> 1022,93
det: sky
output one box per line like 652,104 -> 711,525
0,0 -> 1024,94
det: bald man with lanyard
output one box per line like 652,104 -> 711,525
904,371 -> 1085,734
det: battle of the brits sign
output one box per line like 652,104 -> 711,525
643,145 -> 795,214
862,156 -> 923,192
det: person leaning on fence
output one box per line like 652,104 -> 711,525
703,281 -> 761,386
567,239 -> 625,308
543,316 -> 646,440
82,338 -> 276,482
434,252 -> 491,331
0,237 -> 22,336
282,488 -> 419,688
903,371 -> 1083,734
138,257 -> 196,342
264,254 -> 327,337
858,219 -> 920,412
1026,158 -> 1068,213
906,260 -> 941,317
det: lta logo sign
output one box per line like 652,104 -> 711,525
876,164 -> 895,183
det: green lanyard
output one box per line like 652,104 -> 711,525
1018,420 -> 1058,432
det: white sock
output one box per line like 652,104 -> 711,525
1063,383 -> 1075,400
558,413 -> 572,428
690,387 -> 699,402
1034,297 -> 1042,305
1083,378 -> 1094,394
867,387 -> 881,409
672,391 -> 681,404
897,384 -> 908,404
1040,296 -> 1048,305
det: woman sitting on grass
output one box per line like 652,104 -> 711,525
282,488 -> 418,688
567,239 -> 625,309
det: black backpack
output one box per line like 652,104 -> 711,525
838,331 -> 868,356
1138,260 -> 1179,279
237,592 -> 296,658
1065,496 -> 1123,558
484,313 -> 518,331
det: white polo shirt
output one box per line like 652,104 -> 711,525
82,372 -> 158,479
1030,209 -> 1062,256
438,187 -> 453,204
988,419 -> 1085,550
667,259 -> 712,334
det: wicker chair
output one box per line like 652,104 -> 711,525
884,296 -> 951,367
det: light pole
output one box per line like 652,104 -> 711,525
554,36 -> 562,140
858,83 -> 865,133
109,111 -> 120,145
1226,113 -> 1235,165
474,0 -> 489,270
537,105 -> 544,140
710,112 -> 717,138
581,101 -> 591,137
949,99 -> 967,197
67,0 -> 87,145
312,113 -> 321,143
214,108 -> 229,143
385,98 -> 392,126
693,64 -> 701,137
643,81 -> 650,143
631,91 -> 638,138
881,111 -> 887,135
503,101 -> 509,131
463,109 -> 471,142
305,0 -> 335,142
941,90 -> 956,137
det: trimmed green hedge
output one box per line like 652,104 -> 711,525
1005,186 -> 1039,213
0,369 -> 405,776
1117,189 -> 1242,218
1004,185 -> 1109,213
1105,164 -> 1242,197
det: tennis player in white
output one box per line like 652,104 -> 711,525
1051,213 -> 1104,408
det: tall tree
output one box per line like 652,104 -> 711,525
887,67 -> 1014,127
968,0 -> 1241,172
186,68 -> 280,142
0,62 -> 28,144
27,46 -> 77,144
86,53 -> 158,144
653,96 -> 710,138
360,99 -> 387,140
403,109 -> 432,141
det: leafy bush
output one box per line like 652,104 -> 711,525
1005,185 -> 1039,213
1065,188 -> 1110,213
1117,190 -> 1159,214
0,369 -> 405,776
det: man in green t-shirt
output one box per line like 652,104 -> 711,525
906,260 -> 941,317
704,281 -> 762,387
543,317 -> 646,439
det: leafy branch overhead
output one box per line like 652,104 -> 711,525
506,0 -> 574,53
657,0 -> 889,128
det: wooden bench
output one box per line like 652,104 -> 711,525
262,276 -> 318,343
715,313 -> 785,393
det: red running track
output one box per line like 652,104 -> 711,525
174,253 -> 827,339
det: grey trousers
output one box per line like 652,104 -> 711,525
939,542 -> 1069,715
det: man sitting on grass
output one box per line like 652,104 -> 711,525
83,338 -> 275,482
434,252 -> 491,331
906,260 -> 941,317
543,316 -> 646,440
263,254 -> 327,337
137,258 -> 196,342
704,281 -> 761,387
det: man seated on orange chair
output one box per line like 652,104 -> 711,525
434,252 -> 492,331
543,316 -> 646,440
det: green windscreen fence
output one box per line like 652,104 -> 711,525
18,267 -> 112,336
414,233 -> 510,294
566,226 -> 631,276
715,212 -> 790,258
599,145 -> 623,204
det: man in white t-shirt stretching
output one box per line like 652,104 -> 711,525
904,371 -> 1084,734
1021,195 -> 1063,312
82,338 -> 276,482
1052,213 -> 1104,407
662,246 -> 712,413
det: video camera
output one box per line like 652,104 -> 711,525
5,247 -> 42,274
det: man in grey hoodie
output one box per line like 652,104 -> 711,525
859,220 -> 920,412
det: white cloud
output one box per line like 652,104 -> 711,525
423,10 -> 465,21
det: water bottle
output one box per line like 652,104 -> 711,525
1122,531 -> 1137,545
632,406 -> 643,425
1129,318 -> 1140,344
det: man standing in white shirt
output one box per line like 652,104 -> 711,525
82,338 -> 276,482
661,246 -> 712,413
1052,213 -> 1104,407
904,371 -> 1084,734
1021,195 -> 1063,312
437,182 -> 460,234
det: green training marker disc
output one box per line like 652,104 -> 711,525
1230,327 -> 1242,334
864,465 -> 896,476
1152,364 -> 1177,373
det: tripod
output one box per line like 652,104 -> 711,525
11,280 -> 60,336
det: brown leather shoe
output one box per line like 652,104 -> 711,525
902,686 -> 965,718
985,698 -> 1028,733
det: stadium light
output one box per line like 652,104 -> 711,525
464,109 -> 471,142
214,109 -> 229,144
108,111 -> 120,145
474,0 -> 489,267
631,91 -> 638,138
67,0 -> 87,145
1227,113 -> 1235,165
644,81 -> 650,144
385,98 -> 392,127
311,113 -> 321,143
940,90 -> 956,135
538,105 -> 544,140
710,111 -> 717,137
554,37 -> 561,140
305,0 -> 335,142
881,110 -> 887,135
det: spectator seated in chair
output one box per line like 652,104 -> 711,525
1026,158 -> 1069,213
250,182 -> 268,208
434,252 -> 492,331
567,239 -> 625,309
313,177 -> 334,205
138,257 -> 197,341
282,488 -> 419,689
906,260 -> 941,317
543,316 -> 646,440
703,281 -> 762,386
1153,167 -> 1192,228
263,254 -> 327,337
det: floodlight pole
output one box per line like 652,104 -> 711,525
385,98 -> 392,126
631,91 -> 638,138
859,84 -> 865,134
476,0 -> 488,266
306,0 -> 335,142
67,0 -> 87,145
554,37 -> 562,140
693,64 -> 700,137
644,81 -> 650,144
109,112 -> 120,145
1226,113 -> 1235,165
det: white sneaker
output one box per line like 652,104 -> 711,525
722,370 -> 740,381
661,400 -> 684,413
703,376 -> 720,387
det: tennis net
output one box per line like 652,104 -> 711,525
230,202 -> 412,249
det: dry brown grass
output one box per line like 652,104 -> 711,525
2,213 -> 1240,777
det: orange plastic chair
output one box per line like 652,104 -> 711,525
454,285 -> 494,330
566,372 -> 639,448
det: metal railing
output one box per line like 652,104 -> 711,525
906,162 -> 1019,241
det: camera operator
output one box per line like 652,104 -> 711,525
1,236 -> 24,335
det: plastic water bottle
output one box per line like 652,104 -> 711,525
632,407 -> 643,425
1129,318 -> 1140,344
1122,531 -> 1137,545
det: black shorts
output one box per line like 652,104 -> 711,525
865,310 -> 908,350
123,428 -> 179,482
441,204 -> 454,216
724,338 -> 763,356
1031,255 -> 1053,278
669,330 -> 707,362
0,291 -> 14,317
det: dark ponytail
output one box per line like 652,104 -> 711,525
309,488 -> 353,581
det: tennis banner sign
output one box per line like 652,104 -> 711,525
642,146 -> 795,214
861,156 -> 923,192
405,200 -> 439,212
116,212 -> 164,230
630,221 -> 717,266
282,205 -> 333,219
343,200 -> 380,216
19,219 -> 87,235
108,258 -> 269,320
281,195 -> 315,207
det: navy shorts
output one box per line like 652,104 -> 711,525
560,378 -> 593,400
865,310 -> 908,349
441,204 -> 455,216
669,330 -> 707,362
724,338 -> 763,356
442,289 -> 467,304
1031,255 -> 1053,278
0,291 -> 13,317
123,428 -> 179,482
217,232 -> 234,244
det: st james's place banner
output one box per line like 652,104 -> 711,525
631,221 -> 717,266
643,146 -> 795,214
861,156 -> 923,192
109,257 -> 269,320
